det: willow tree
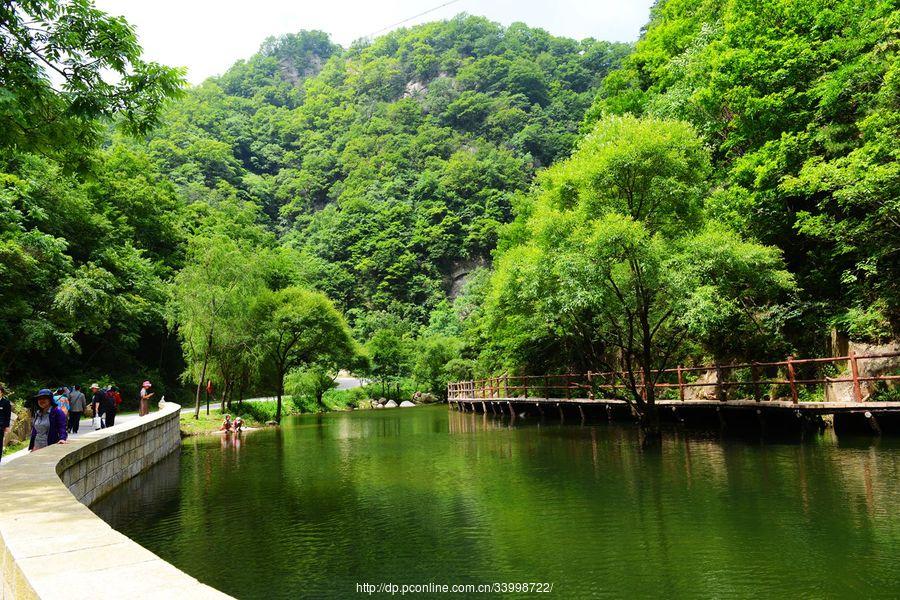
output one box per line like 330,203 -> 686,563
256,287 -> 356,422
484,115 -> 794,433
169,234 -> 263,418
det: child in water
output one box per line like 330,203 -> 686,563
220,414 -> 233,433
233,416 -> 243,433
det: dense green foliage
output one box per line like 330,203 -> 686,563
2,0 -> 897,414
478,115 -> 794,423
0,0 -> 184,166
587,0 -> 899,346
0,0 -> 184,393
144,17 -> 631,324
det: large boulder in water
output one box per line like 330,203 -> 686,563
384,400 -> 398,408
400,400 -> 416,408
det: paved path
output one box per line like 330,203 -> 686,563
2,411 -> 141,465
336,375 -> 369,390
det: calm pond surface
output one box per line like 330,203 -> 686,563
94,406 -> 900,599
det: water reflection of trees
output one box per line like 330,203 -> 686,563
446,409 -> 900,596
99,408 -> 900,598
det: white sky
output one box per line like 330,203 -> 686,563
92,0 -> 653,84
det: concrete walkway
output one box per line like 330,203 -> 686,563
2,411 -> 142,465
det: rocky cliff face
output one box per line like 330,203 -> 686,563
825,341 -> 900,402
3,406 -> 31,449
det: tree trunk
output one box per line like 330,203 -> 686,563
639,403 -> 662,446
193,348 -> 210,420
275,365 -> 284,423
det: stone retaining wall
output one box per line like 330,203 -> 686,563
0,402 -> 232,599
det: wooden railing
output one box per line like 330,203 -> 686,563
448,351 -> 900,404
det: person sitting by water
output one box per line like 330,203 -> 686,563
233,416 -> 243,433
220,414 -> 233,433
29,389 -> 68,451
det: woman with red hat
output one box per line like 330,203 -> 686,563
139,380 -> 154,417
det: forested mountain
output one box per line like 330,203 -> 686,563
0,9 -> 631,395
2,0 -> 897,410
142,18 -> 631,325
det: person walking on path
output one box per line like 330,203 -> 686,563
54,387 -> 70,417
0,383 -> 11,463
29,389 -> 67,451
67,385 -> 87,433
102,386 -> 119,428
90,383 -> 106,428
139,380 -> 154,417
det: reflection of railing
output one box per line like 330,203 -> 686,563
448,351 -> 900,405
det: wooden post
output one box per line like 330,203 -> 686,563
588,371 -> 594,401
715,364 -> 724,403
751,362 -> 761,402
677,365 -> 685,402
639,370 -> 647,401
850,351 -> 863,403
786,356 -> 799,404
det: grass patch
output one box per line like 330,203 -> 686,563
2,439 -> 28,457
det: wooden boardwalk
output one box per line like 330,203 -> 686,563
450,396 -> 900,415
448,396 -> 900,434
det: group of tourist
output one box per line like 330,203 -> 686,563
0,380 -> 157,462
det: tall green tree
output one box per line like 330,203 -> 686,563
484,116 -> 794,431
590,0 -> 900,344
169,233 -> 263,418
365,327 -> 412,400
256,286 -> 356,421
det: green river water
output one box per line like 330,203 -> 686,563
94,406 -> 900,599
